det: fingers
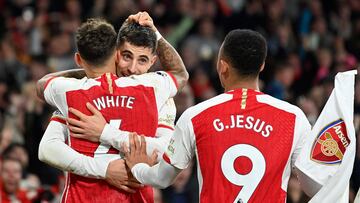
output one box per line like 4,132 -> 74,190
150,150 -> 158,166
68,107 -> 86,120
71,133 -> 87,139
127,14 -> 136,22
121,142 -> 130,158
129,133 -> 136,155
151,150 -> 158,160
118,185 -> 136,193
67,118 -> 84,128
134,134 -> 141,155
139,12 -> 151,22
125,180 -> 143,189
68,125 -> 86,134
140,136 -> 147,154
86,102 -> 100,116
127,11 -> 153,27
127,12 -> 142,22
138,13 -> 153,27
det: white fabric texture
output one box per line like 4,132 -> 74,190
295,70 -> 357,202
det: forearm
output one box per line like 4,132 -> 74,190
39,123 -> 111,178
39,141 -> 111,179
101,124 -> 171,160
157,37 -> 189,90
36,69 -> 85,101
131,159 -> 180,189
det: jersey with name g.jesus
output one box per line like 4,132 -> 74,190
164,88 -> 310,203
44,72 -> 177,203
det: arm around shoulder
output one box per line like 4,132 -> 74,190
36,69 -> 85,101
156,36 -> 189,91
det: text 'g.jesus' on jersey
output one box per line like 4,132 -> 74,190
43,71 -> 177,203
163,88 -> 310,203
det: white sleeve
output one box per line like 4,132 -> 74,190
100,124 -> 173,161
134,71 -> 178,107
156,98 -> 176,137
289,111 -> 322,197
295,70 -> 357,201
38,113 -> 114,179
162,109 -> 195,169
43,77 -> 83,116
42,76 -> 59,107
291,111 -> 312,167
131,159 -> 181,189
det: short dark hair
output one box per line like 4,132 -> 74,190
1,157 -> 23,170
117,21 -> 157,53
75,18 -> 117,66
222,29 -> 267,77
2,143 -> 25,158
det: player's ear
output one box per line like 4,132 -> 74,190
219,59 -> 229,75
74,52 -> 82,68
150,55 -> 157,66
259,62 -> 265,72
115,50 -> 121,64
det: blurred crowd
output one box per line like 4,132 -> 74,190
0,0 -> 359,202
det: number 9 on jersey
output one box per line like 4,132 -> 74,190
221,144 -> 266,203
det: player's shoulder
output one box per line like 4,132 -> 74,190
120,71 -> 170,83
52,76 -> 85,84
256,94 -> 307,120
180,93 -> 233,121
164,98 -> 176,109
48,76 -> 93,93
160,98 -> 176,114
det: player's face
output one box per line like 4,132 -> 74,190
1,160 -> 22,193
116,42 -> 157,76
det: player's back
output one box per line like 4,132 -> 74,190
65,73 -> 158,156
45,72 -> 178,203
187,88 -> 308,203
63,73 -> 157,202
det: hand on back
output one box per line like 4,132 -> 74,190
67,102 -> 106,142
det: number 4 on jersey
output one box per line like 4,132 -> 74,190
94,119 -> 122,157
221,144 -> 266,203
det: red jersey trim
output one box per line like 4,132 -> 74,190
61,173 -> 71,203
165,72 -> 179,90
158,124 -> 174,131
50,117 -> 67,125
163,153 -> 171,164
44,76 -> 57,91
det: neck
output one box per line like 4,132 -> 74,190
84,62 -> 116,78
224,76 -> 259,92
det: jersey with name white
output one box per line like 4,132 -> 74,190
163,88 -> 310,203
44,72 -> 177,203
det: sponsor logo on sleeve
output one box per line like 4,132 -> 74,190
166,138 -> 175,156
159,114 -> 176,126
156,71 -> 167,77
52,110 -> 66,120
310,119 -> 350,164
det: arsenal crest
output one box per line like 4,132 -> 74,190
311,119 -> 350,164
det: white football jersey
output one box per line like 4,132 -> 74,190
163,88 -> 311,203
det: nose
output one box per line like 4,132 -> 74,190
127,62 -> 137,74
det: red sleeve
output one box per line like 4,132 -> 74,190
165,72 -> 179,90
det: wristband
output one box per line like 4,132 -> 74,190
155,30 -> 162,41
